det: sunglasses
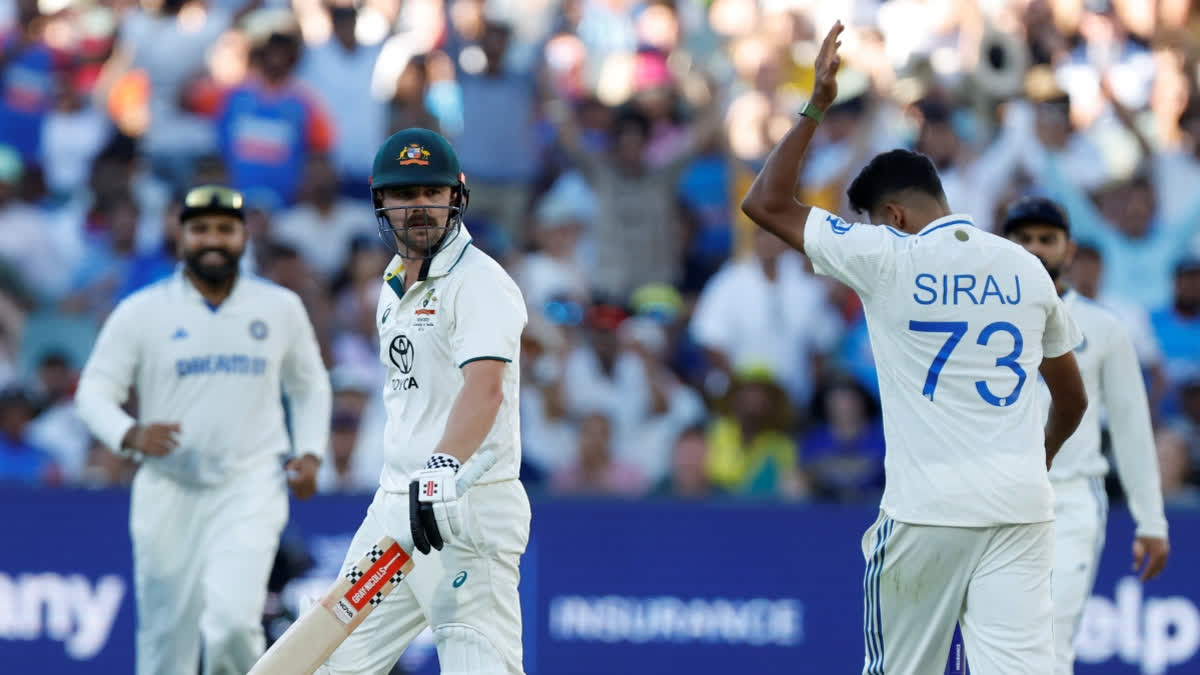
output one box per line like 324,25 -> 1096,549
184,185 -> 244,211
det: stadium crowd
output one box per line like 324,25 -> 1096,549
0,0 -> 1198,506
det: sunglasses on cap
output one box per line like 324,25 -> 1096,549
180,185 -> 245,222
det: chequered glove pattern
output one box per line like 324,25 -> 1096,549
425,453 -> 461,472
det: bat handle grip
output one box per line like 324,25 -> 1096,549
454,449 -> 498,493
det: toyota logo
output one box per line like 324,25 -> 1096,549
389,335 -> 414,373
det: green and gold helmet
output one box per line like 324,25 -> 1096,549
370,128 -> 470,261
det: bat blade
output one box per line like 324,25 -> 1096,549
248,536 -> 414,675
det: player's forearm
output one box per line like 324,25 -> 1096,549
1104,360 -> 1169,537
288,387 -> 333,462
432,382 -> 504,465
75,377 -> 137,454
1043,399 -> 1085,467
741,115 -> 819,221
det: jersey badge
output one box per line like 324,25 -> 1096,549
827,213 -> 852,234
249,320 -> 268,340
415,287 -> 438,330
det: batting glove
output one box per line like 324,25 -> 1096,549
409,453 -> 461,555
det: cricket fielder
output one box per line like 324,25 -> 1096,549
1003,196 -> 1170,674
75,184 -> 332,674
741,23 -> 1089,673
318,127 -> 530,674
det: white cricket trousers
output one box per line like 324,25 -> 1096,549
1051,477 -> 1108,675
324,479 -> 531,675
130,463 -> 288,675
860,511 -> 1055,675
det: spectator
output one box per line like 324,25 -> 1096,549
448,20 -> 541,246
298,3 -> 385,192
1040,161 -> 1200,310
0,1 -> 65,165
1168,373 -> 1200,483
654,424 -> 719,498
93,0 -> 263,189
25,351 -> 90,482
1150,258 -> 1200,396
261,241 -> 334,364
0,144 -> 66,302
387,54 -> 439,134
616,315 -> 707,484
1156,428 -> 1200,507
119,193 -> 181,300
41,70 -> 111,201
705,365 -> 805,499
690,227 -> 842,405
272,154 -> 375,282
0,384 -> 61,485
550,411 -> 647,496
547,71 -> 722,301
317,365 -> 380,493
801,377 -> 886,503
516,183 -> 593,313
62,189 -> 141,316
519,312 -> 574,482
210,28 -> 334,210
0,288 -> 22,387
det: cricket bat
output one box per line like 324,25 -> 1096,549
248,449 -> 498,675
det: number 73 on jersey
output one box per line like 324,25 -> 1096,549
910,321 -> 1026,407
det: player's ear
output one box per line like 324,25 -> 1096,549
882,202 -> 904,230
1063,239 -> 1077,268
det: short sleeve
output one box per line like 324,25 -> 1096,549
451,269 -> 528,368
1041,293 -> 1083,358
802,207 -> 896,298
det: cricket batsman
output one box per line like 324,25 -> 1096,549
318,127 -> 530,674
75,184 -> 333,674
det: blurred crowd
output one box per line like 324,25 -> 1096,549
0,0 -> 1198,507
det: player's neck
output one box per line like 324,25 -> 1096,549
1055,280 -> 1071,297
760,257 -> 779,281
185,270 -> 237,306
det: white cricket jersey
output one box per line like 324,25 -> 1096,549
1043,290 -> 1167,537
375,227 -> 527,491
804,208 -> 1082,526
76,269 -> 332,486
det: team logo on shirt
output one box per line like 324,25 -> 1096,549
415,287 -> 438,330
398,144 -> 431,166
249,320 -> 268,340
827,213 -> 852,235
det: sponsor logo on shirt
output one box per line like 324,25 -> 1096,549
175,354 -> 267,377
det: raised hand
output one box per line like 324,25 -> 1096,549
812,21 -> 845,110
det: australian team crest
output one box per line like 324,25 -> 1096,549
249,319 -> 268,340
414,287 -> 437,330
398,144 -> 431,166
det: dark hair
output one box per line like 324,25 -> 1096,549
1074,242 -> 1102,260
846,149 -> 947,215
611,106 -> 652,140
